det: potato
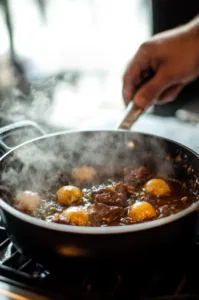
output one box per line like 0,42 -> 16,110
128,201 -> 157,222
60,206 -> 89,226
144,179 -> 171,197
15,191 -> 41,211
56,185 -> 83,205
72,165 -> 96,181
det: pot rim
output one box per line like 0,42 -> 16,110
0,129 -> 198,235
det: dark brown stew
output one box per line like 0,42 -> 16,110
13,165 -> 198,227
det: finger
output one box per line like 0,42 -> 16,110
157,84 -> 184,104
133,72 -> 174,109
122,50 -> 151,105
122,64 -> 142,106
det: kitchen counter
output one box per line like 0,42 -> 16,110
131,114 -> 199,154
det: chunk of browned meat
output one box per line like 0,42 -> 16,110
91,188 -> 126,207
112,183 -> 135,195
91,182 -> 134,207
89,203 -> 125,225
124,166 -> 152,186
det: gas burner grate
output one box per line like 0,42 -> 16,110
0,225 -> 199,299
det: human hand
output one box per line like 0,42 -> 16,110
122,16 -> 199,109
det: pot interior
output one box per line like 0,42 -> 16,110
0,131 -> 199,211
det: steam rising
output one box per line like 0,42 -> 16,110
1,75 -> 59,128
0,72 -> 177,203
0,130 -> 177,204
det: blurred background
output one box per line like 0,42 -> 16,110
0,0 -> 199,134
0,0 -> 151,131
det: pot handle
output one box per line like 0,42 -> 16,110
0,120 -> 46,155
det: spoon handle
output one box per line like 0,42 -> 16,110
118,102 -> 144,130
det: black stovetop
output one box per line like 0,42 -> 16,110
0,221 -> 199,300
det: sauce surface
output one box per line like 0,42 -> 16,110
13,165 -> 198,227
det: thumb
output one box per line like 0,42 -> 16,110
133,72 -> 171,109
